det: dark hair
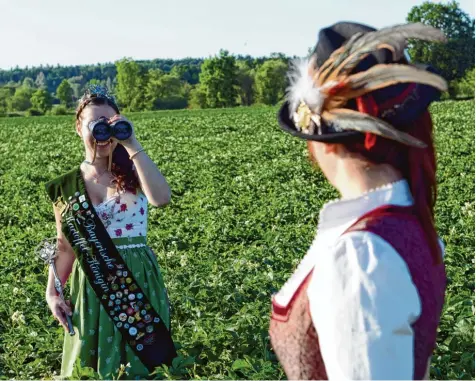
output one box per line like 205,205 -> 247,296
310,101 -> 441,264
76,97 -> 139,193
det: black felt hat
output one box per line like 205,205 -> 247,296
277,22 -> 446,145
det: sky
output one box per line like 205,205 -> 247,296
0,0 -> 474,70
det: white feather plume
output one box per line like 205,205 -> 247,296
286,58 -> 340,133
286,58 -> 320,114
286,58 -> 339,119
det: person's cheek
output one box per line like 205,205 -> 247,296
81,127 -> 94,146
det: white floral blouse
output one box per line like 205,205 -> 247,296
93,188 -> 148,240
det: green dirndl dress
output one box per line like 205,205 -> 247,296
59,190 -> 171,380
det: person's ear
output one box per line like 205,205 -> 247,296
76,120 -> 82,137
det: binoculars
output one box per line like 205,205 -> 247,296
88,117 -> 132,142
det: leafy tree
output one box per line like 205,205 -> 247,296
106,77 -> 114,92
146,70 -> 186,110
46,72 -> 63,94
450,67 -> 475,98
56,79 -> 74,107
35,71 -> 47,88
22,77 -> 35,89
146,68 -> 165,83
10,87 -> 33,111
50,105 -> 69,115
270,52 -> 290,63
31,88 -> 53,113
115,58 -> 145,111
170,65 -> 188,80
188,85 -> 207,109
0,87 -> 14,113
199,50 -> 238,108
183,65 -> 201,85
254,59 -> 288,105
5,80 -> 19,88
87,79 -> 102,86
182,82 -> 193,101
236,61 -> 255,106
68,76 -> 84,100
407,1 -> 475,81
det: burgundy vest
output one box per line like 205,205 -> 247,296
269,205 -> 446,380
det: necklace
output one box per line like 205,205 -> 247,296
82,160 -> 110,184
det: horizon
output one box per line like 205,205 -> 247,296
0,54 -> 297,72
1,0 -> 474,71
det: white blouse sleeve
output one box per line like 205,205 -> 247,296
307,231 -> 422,380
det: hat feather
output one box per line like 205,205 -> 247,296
318,23 -> 446,85
322,108 -> 427,147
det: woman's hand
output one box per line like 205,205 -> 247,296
108,115 -> 171,206
46,294 -> 73,332
109,115 -> 141,151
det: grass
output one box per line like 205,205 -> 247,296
0,101 -> 473,379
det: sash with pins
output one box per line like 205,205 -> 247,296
44,167 -> 177,372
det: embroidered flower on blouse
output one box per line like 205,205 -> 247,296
120,203 -> 128,212
140,207 -> 144,215
115,229 -> 123,237
126,224 -> 133,231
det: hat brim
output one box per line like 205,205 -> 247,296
277,101 -> 362,143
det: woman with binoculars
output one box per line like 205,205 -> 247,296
44,86 -> 176,379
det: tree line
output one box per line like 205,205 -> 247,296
0,52 -> 291,115
0,1 -> 473,116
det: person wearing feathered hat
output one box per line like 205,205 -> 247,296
270,22 -> 447,380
